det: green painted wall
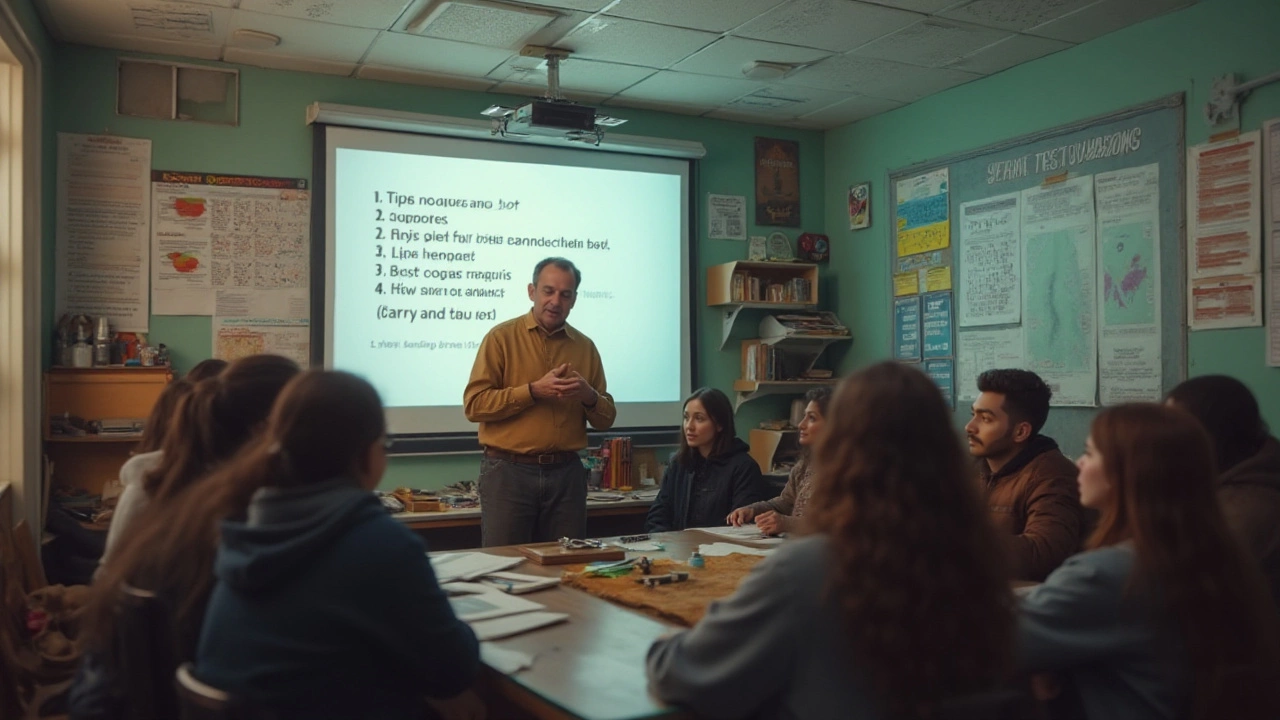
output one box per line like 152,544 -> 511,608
48,43 -> 826,489
824,0 -> 1280,431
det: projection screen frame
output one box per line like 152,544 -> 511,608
307,104 -> 705,455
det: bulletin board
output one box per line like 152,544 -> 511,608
888,94 -> 1186,454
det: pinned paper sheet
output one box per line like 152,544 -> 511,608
925,266 -> 952,292
893,272 -> 920,297
697,542 -> 775,557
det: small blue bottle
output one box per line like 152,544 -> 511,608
688,551 -> 705,569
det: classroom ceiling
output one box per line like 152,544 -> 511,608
35,0 -> 1196,129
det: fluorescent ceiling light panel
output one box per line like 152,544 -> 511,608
408,0 -> 557,49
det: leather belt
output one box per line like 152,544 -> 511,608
484,448 -> 579,466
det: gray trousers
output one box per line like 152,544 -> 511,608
478,455 -> 587,547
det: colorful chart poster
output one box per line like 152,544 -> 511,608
896,168 -> 949,257
894,296 -> 922,361
922,291 -> 953,360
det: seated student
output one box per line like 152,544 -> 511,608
726,386 -> 831,535
1018,404 -> 1280,720
645,388 -> 768,533
1167,375 -> 1280,607
966,369 -> 1084,581
648,363 -> 1016,720
99,358 -> 229,569
73,354 -> 299,719
195,371 -> 481,719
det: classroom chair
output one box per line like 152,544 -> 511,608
176,662 -> 231,720
113,583 -> 180,719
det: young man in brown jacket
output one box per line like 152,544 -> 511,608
966,369 -> 1084,581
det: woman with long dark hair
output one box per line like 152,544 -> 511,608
1018,403 -> 1280,719
194,371 -> 480,718
1166,375 -> 1280,607
644,387 -> 767,533
727,385 -> 832,535
647,363 -> 1016,719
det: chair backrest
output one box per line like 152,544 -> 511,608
113,583 -> 181,720
934,687 -> 1041,720
175,662 -> 232,720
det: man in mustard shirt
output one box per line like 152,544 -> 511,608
464,257 -> 616,546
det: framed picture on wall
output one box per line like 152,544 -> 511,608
848,182 -> 870,230
754,137 -> 800,227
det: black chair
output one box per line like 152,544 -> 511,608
935,687 -> 1043,720
175,662 -> 231,720
112,583 -> 181,720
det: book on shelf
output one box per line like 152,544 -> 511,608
741,341 -> 819,382
729,273 -> 811,304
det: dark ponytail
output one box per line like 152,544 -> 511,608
144,354 -> 300,502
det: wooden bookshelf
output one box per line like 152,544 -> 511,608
706,261 -> 820,349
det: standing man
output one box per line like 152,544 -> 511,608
464,257 -> 615,547
965,369 -> 1083,581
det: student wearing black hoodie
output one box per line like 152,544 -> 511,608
194,371 -> 481,720
645,388 -> 768,533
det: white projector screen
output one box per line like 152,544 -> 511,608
318,126 -> 693,437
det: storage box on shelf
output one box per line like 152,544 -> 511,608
44,367 -> 173,509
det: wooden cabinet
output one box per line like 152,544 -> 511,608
706,261 -> 819,350
44,367 -> 173,496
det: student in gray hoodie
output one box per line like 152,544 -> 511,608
194,371 -> 481,720
647,363 -> 1018,720
1018,404 -> 1280,720
1167,375 -> 1280,608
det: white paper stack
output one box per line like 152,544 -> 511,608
430,552 -> 526,583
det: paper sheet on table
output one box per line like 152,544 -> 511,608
481,643 -> 535,674
697,542 -> 776,557
430,552 -> 525,583
689,525 -> 785,545
471,612 -> 569,641
449,590 -> 545,622
614,540 -> 664,551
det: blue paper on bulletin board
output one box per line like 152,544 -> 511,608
922,291 -> 953,359
894,296 -> 921,361
925,359 -> 955,407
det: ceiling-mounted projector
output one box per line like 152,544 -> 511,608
481,45 -> 627,146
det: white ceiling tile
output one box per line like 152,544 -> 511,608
716,85 -> 849,117
852,18 -> 1010,67
406,1 -> 558,49
939,0 -> 1097,31
509,0 -> 611,11
789,54 -> 979,101
237,0 -> 413,29
947,33 -> 1071,74
862,0 -> 969,12
356,64 -> 498,91
76,32 -> 224,60
44,0 -> 231,43
489,82 -> 611,105
365,32 -> 514,75
611,70 -> 761,106
223,47 -> 355,76
604,0 -> 786,33
673,37 -> 831,79
1028,0 -> 1195,43
560,16 -> 718,67
487,57 -> 655,95
603,95 -> 713,117
797,93 -> 904,127
523,10 -> 591,48
733,0 -> 922,53
230,11 -> 378,62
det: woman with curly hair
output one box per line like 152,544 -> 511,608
1018,404 -> 1280,720
646,362 -> 1016,719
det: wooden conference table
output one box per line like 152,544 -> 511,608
463,529 -> 740,720
398,497 -> 652,550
